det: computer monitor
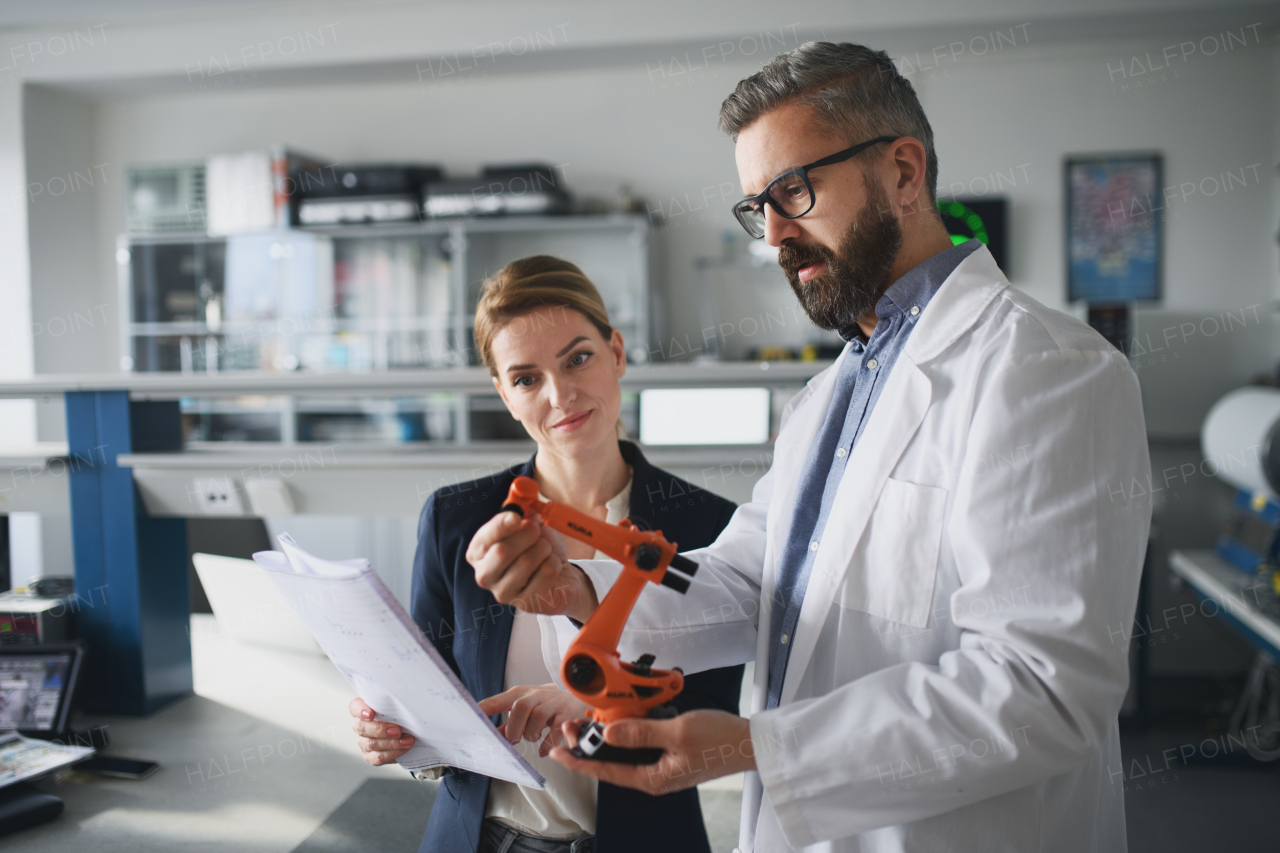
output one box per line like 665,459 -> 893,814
639,388 -> 771,445
938,198 -> 1007,272
0,644 -> 84,739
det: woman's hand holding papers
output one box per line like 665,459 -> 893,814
479,685 -> 590,758
349,696 -> 415,766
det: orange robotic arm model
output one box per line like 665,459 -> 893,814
499,476 -> 699,764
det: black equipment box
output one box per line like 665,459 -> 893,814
292,163 -> 442,225
424,163 -> 570,218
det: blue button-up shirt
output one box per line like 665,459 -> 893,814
765,239 -> 981,709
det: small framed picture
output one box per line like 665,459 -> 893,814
1064,153 -> 1163,303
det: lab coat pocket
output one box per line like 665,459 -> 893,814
838,478 -> 946,628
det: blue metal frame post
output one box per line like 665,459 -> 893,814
65,391 -> 191,714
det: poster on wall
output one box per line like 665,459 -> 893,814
1065,153 -> 1163,303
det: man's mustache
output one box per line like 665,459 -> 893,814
778,243 -> 834,276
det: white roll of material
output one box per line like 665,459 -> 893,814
1201,387 -> 1280,498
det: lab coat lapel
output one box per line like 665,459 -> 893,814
759,350 -> 849,645
773,245 -> 1008,705
778,356 -> 932,705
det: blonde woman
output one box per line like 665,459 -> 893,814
351,256 -> 743,853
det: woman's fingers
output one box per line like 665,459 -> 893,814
469,515 -> 547,602
525,703 -> 556,741
348,696 -> 374,720
477,686 -> 524,718
466,511 -> 528,562
538,726 -> 565,757
540,524 -> 568,561
349,697 -> 414,763
356,733 -> 415,766
505,692 -> 541,744
358,735 -> 415,753
486,538 -> 555,604
351,716 -> 402,740
482,686 -> 585,745
468,515 -> 583,613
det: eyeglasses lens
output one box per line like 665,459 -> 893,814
734,200 -> 766,238
769,173 -> 812,216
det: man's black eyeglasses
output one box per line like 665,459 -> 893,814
731,136 -> 897,239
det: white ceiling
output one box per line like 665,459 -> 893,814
0,0 -> 396,32
4,0 -> 1278,98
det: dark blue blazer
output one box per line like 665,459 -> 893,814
411,441 -> 743,853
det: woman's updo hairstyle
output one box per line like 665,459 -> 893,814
474,255 -> 614,377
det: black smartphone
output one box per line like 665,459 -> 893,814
75,756 -> 160,780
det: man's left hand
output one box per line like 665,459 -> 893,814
549,709 -> 755,795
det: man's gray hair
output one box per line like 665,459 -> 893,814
719,42 -> 939,204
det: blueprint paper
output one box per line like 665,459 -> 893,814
253,535 -> 543,788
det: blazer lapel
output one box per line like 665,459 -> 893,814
477,455 -> 537,702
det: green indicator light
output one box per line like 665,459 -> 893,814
938,200 -> 990,246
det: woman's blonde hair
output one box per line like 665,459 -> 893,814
474,255 -> 614,376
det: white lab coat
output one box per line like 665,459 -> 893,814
567,245 -> 1151,852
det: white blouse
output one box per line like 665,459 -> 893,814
484,478 -> 632,839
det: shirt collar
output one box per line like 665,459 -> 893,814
838,239 -> 982,342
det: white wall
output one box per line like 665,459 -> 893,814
24,85 -> 109,440
0,75 -> 35,444
0,3 -> 1273,400
7,512 -> 76,586
71,26 -> 1279,383
924,34 -> 1277,316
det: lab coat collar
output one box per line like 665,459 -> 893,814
772,243 -> 1009,705
904,243 -> 1008,365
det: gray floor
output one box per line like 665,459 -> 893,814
11,712 -> 1280,852
2,616 -> 744,852
290,779 -> 435,853
287,779 -> 742,853
10,695 -> 391,853
7,614 -> 1276,851
1121,730 -> 1280,853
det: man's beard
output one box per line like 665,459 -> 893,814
777,173 -> 903,333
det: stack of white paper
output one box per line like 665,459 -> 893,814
253,534 -> 543,788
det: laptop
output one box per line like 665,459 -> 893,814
0,643 -> 85,740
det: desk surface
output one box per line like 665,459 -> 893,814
1168,549 -> 1280,657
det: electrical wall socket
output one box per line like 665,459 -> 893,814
192,478 -> 245,515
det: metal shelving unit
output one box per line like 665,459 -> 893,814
116,213 -> 655,445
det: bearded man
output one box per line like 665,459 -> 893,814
469,41 -> 1151,853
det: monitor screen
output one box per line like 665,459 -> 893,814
938,198 -> 1008,273
640,388 -> 770,445
0,646 -> 81,736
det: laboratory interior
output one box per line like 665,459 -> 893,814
0,1 -> 1278,851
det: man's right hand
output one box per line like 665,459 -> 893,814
467,511 -> 598,621
350,697 -> 414,766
